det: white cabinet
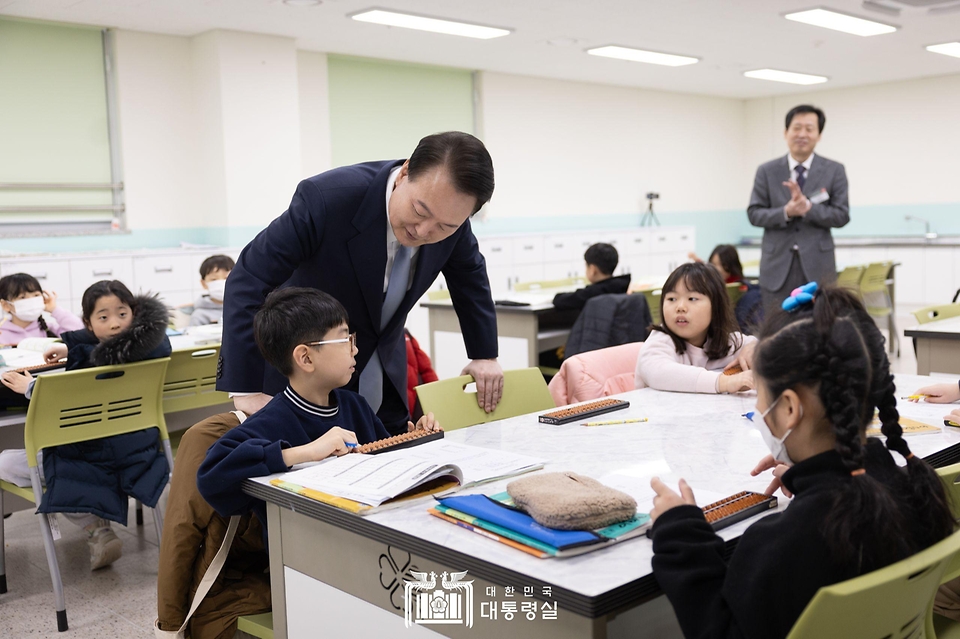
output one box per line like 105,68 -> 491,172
134,255 -> 194,306
513,236 -> 543,265
923,249 -> 956,306
0,260 -> 73,302
69,257 -> 134,305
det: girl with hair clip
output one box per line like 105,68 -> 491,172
647,285 -> 954,639
635,262 -> 756,394
0,273 -> 83,345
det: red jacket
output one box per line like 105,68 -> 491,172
405,330 -> 438,410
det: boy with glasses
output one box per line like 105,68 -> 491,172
198,287 -> 439,526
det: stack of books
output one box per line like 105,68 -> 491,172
430,492 -> 650,559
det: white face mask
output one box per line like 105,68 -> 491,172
10,296 -> 45,322
206,279 -> 226,302
751,394 -> 800,465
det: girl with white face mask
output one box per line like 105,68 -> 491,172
646,285 -> 954,639
0,273 -> 83,346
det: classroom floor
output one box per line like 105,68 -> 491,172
0,309 -> 927,637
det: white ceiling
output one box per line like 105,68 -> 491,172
3,0 -> 960,98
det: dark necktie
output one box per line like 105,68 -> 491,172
795,164 -> 806,191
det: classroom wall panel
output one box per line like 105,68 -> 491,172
326,55 -> 475,167
298,50 -> 334,179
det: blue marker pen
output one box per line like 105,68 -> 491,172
742,411 -> 755,420
345,442 -> 358,449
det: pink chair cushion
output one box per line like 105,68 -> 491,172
548,342 -> 643,406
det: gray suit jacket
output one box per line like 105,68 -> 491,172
747,154 -> 850,292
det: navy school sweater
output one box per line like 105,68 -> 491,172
197,386 -> 391,532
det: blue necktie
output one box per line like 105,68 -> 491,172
795,164 -> 806,191
359,245 -> 411,414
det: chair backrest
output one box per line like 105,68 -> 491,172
415,367 -> 555,431
514,277 -> 585,292
427,289 -> 451,302
549,342 -> 643,406
837,265 -> 866,291
860,262 -> 894,317
725,282 -> 745,307
936,463 -> 960,583
162,346 -> 230,413
913,304 -> 960,325
24,358 -> 171,466
636,289 -> 662,325
786,527 -> 960,639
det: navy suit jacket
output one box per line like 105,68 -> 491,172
218,160 -> 498,428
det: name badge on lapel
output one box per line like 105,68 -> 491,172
809,189 -> 830,205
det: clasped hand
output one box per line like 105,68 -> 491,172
782,180 -> 811,218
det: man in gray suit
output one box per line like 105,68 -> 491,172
748,105 -> 850,314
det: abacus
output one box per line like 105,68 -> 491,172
702,491 -> 778,531
723,364 -> 743,376
538,399 -> 630,425
8,360 -> 67,376
355,429 -> 444,455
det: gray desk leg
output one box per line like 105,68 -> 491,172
428,306 -> 540,368
267,503 -> 288,639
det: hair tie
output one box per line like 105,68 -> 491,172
850,468 -> 866,477
782,281 -> 819,312
905,453 -> 914,460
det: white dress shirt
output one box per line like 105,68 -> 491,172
384,165 -> 420,293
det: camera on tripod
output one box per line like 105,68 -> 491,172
641,192 -> 660,226
646,192 -> 660,201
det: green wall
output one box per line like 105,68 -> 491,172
326,55 -> 474,166
0,18 -> 111,217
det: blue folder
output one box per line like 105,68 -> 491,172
437,495 -> 600,550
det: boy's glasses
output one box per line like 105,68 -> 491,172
305,333 -> 357,350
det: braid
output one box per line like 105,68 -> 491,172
36,314 -> 56,339
817,341 -> 867,473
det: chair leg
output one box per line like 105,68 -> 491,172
31,468 -> 67,632
152,504 -> 163,545
0,488 -> 6,594
136,501 -> 143,526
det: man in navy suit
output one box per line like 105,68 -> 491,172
218,132 -> 502,434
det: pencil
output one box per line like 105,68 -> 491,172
902,395 -> 929,400
582,418 -> 648,427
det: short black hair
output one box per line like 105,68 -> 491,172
200,254 -> 235,279
785,104 -> 826,134
81,280 -> 136,324
584,243 -> 618,276
0,273 -> 42,302
407,131 -> 495,215
254,287 -> 349,376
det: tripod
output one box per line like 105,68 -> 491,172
640,199 -> 660,227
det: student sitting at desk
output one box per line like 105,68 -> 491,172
197,288 -> 440,532
189,254 -> 234,327
648,287 -> 953,639
0,279 -> 172,570
635,262 -> 756,394
551,243 -> 630,312
0,273 -> 83,345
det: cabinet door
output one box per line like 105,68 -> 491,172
621,230 -> 651,257
70,257 -> 134,299
0,259 -> 73,300
134,254 -> 194,305
512,236 -> 544,265
477,237 -> 513,268
544,235 -> 579,264
485,265 -> 514,296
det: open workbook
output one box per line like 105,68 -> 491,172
263,440 -> 545,514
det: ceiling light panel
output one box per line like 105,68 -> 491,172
785,8 -> 898,36
744,69 -> 829,85
586,45 -> 699,67
927,42 -> 960,58
350,9 -> 511,39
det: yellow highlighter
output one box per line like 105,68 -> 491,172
582,418 -> 649,427
902,395 -> 929,401
945,420 -> 960,428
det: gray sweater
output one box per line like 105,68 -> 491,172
189,295 -> 224,326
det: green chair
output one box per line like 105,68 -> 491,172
514,276 -> 585,292
162,345 -> 230,414
636,288 -> 662,325
860,262 -> 899,356
785,527 -> 960,638
0,358 -> 173,633
415,367 -> 555,431
427,289 -> 451,302
914,304 -> 960,326
237,612 -> 274,639
931,464 -> 960,638
837,264 -> 866,291
725,282 -> 745,307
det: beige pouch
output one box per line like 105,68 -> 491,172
506,472 -> 637,530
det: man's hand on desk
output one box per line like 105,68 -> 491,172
782,181 -> 811,218
461,358 -> 503,413
1,370 -> 33,395
43,344 -> 68,363
233,392 -> 273,415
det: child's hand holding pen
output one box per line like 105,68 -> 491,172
908,383 -> 960,404
281,426 -> 357,466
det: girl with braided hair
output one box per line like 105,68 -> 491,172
0,273 -> 82,345
647,285 -> 952,639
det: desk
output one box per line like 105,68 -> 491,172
243,374 -> 960,639
422,290 -> 577,379
906,316 -> 960,376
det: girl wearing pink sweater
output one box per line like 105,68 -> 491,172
635,262 -> 756,394
0,273 -> 83,345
